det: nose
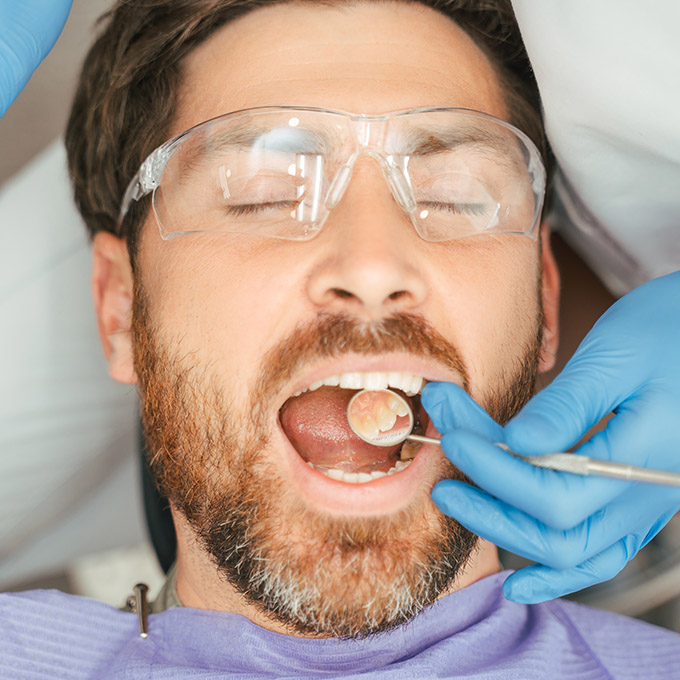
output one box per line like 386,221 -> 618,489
305,163 -> 429,319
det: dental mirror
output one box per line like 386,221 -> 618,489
347,388 -> 441,447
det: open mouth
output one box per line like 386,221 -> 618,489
279,371 -> 430,484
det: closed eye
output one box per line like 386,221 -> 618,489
224,200 -> 299,217
418,201 -> 490,216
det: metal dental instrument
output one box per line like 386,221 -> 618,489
125,583 -> 150,639
347,388 -> 680,487
509,450 -> 680,487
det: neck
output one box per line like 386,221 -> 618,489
172,509 -> 500,638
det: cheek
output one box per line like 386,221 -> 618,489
138,234 -> 306,386
430,238 -> 541,393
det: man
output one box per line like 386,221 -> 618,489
2,0 -> 678,677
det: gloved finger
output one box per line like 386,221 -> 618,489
0,0 -> 73,116
503,354 -> 632,456
501,540 -> 632,603
421,382 -> 504,441
502,502 -> 679,603
576,387 -> 680,469
640,510 -> 680,553
430,478 -> 634,573
438,430 -> 631,530
432,479 -> 559,564
433,477 -> 679,569
431,479 -> 623,568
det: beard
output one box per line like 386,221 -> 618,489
133,283 -> 544,639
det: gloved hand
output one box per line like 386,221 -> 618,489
0,0 -> 73,117
422,270 -> 680,603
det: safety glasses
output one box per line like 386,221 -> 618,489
119,106 -> 545,242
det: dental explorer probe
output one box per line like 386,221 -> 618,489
505,450 -> 680,487
347,388 -> 680,488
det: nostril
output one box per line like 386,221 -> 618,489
331,288 -> 354,299
331,288 -> 407,303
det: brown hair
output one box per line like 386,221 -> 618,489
66,0 -> 549,263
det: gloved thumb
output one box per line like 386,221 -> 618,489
504,331 -> 637,455
421,382 -> 504,441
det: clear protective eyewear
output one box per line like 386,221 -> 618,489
119,106 -> 546,242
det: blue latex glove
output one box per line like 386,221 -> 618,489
0,0 -> 73,117
422,270 -> 680,603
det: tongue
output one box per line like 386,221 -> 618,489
279,386 -> 401,472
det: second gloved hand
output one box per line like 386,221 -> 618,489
422,270 -> 680,604
0,0 -> 73,117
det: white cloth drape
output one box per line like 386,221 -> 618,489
512,0 -> 680,295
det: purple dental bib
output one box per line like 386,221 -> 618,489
2,571 -> 679,679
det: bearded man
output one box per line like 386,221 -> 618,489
2,0 -> 678,677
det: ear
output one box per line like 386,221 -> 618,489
538,222 -> 560,373
91,232 -> 137,384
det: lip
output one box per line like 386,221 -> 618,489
273,417 -> 445,516
274,352 -> 465,409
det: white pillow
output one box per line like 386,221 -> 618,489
513,0 -> 680,295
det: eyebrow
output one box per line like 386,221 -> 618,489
200,123 -> 516,155
398,127 -> 530,180
183,121 -> 333,166
401,127 -> 517,157
175,116 -> 526,181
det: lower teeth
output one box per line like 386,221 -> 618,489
307,459 -> 413,483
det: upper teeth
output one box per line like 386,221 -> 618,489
293,371 -> 425,398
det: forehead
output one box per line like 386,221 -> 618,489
172,1 -> 508,134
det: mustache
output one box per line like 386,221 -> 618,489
253,312 -> 470,402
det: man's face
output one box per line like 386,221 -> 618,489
97,1 -> 558,638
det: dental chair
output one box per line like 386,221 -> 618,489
139,428 -> 176,574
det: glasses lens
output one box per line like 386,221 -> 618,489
153,111 -> 346,240
148,108 -> 543,242
387,111 -> 543,241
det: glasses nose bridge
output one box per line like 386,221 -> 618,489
325,116 -> 416,213
349,113 -> 389,150
347,115 -> 393,174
